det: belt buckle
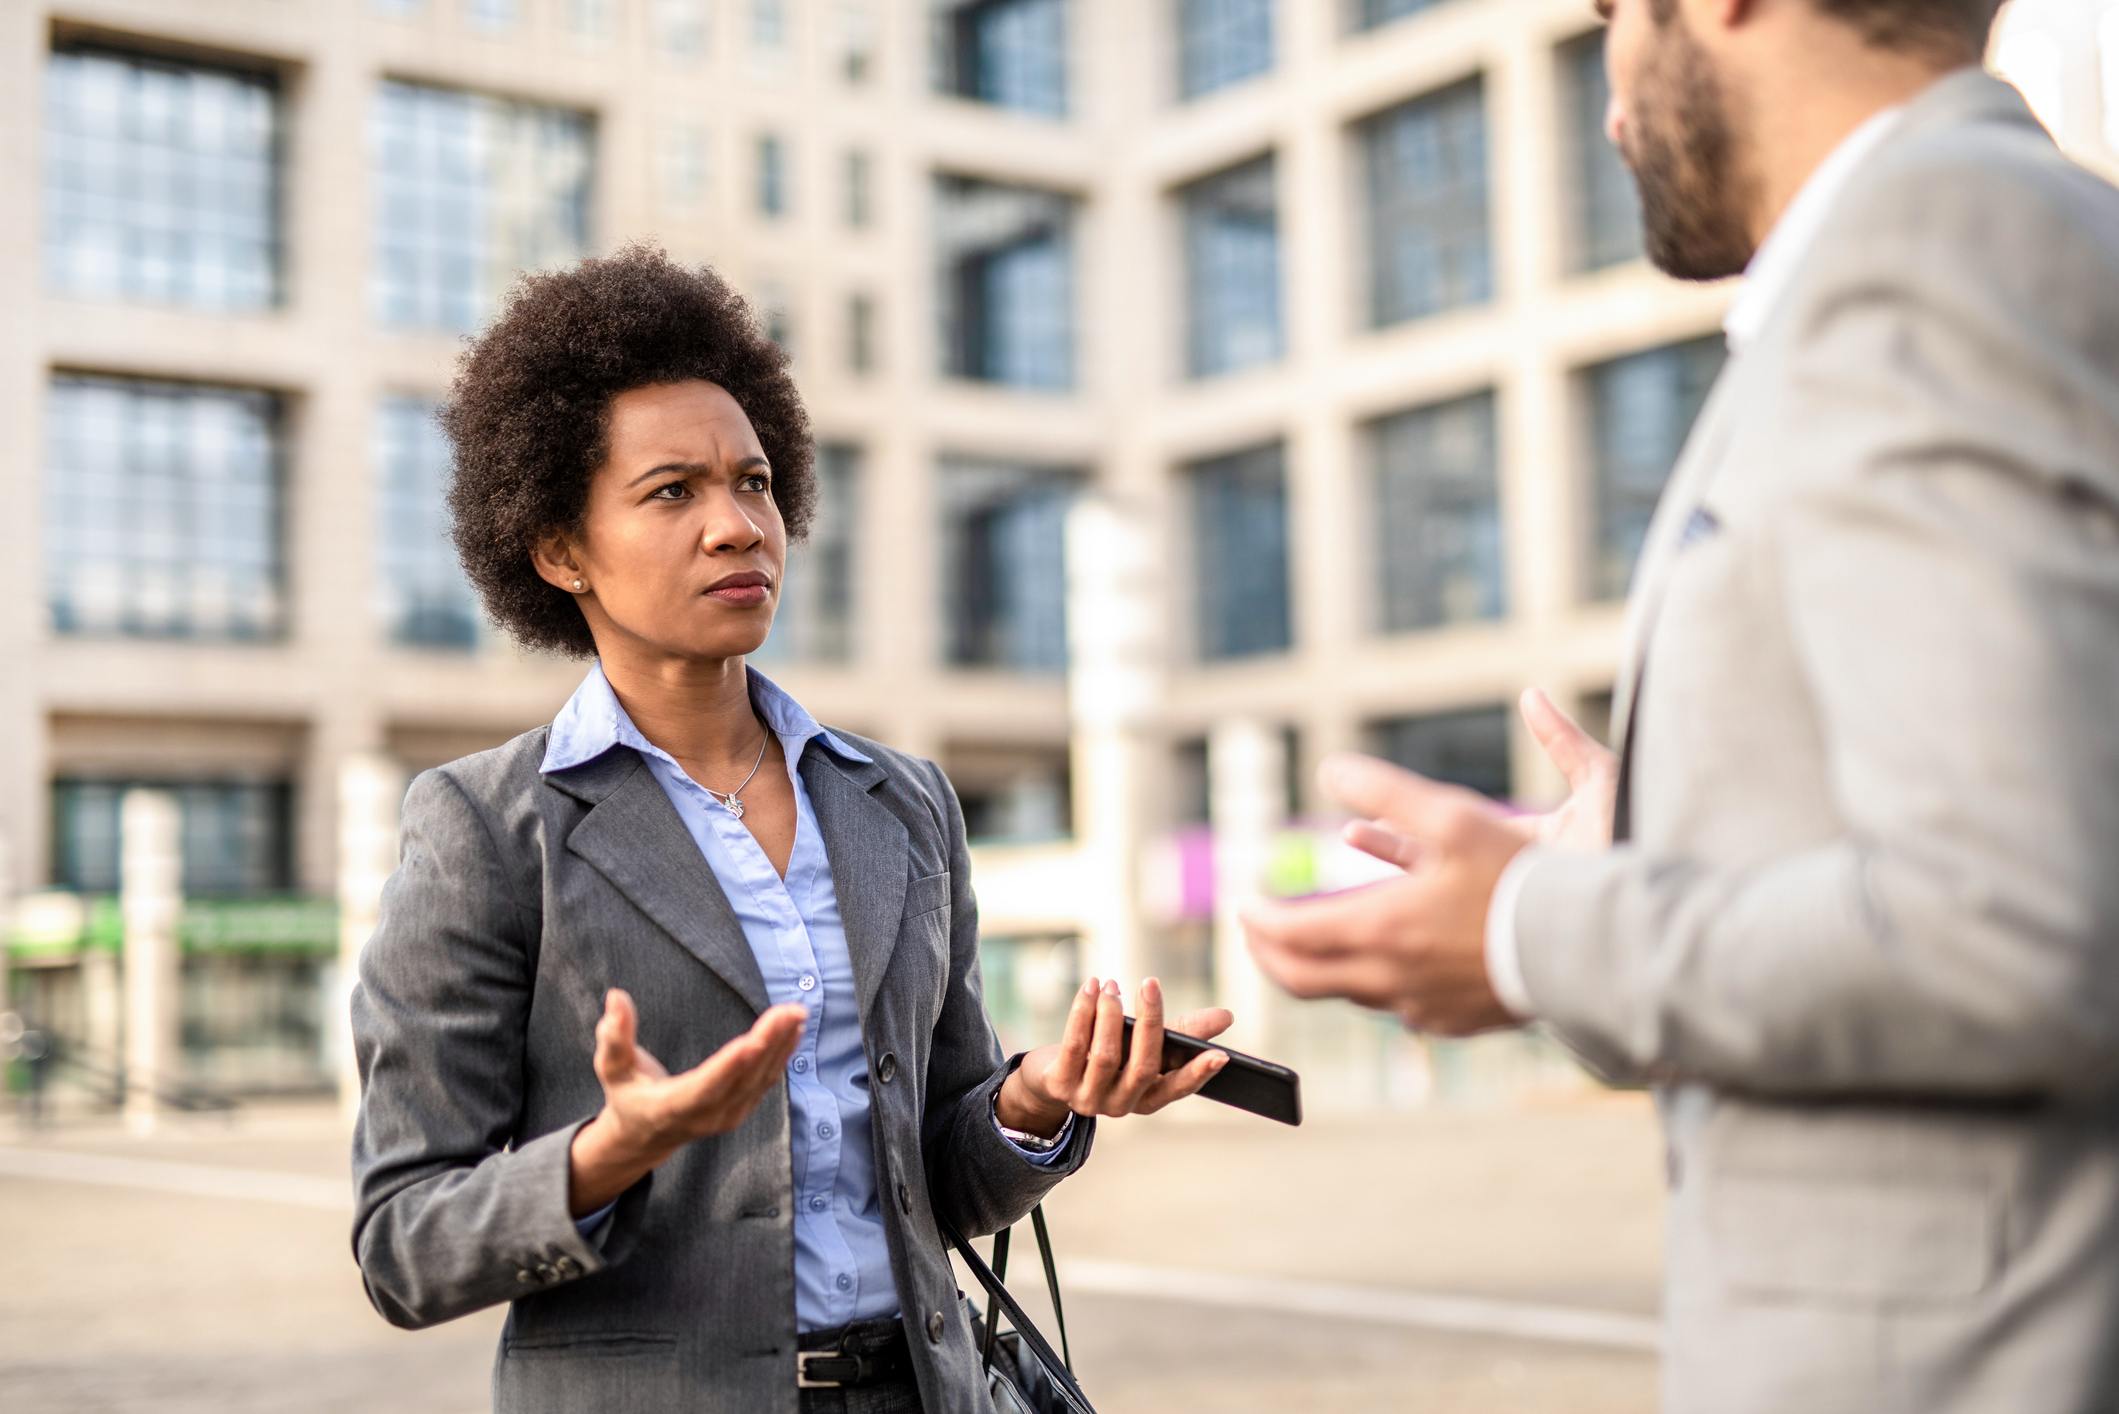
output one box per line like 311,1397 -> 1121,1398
797,1349 -> 856,1389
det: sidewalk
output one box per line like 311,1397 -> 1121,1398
0,1094 -> 1663,1412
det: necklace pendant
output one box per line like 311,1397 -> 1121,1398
712,791 -> 745,820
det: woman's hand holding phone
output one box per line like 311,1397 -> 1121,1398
996,977 -> 1236,1138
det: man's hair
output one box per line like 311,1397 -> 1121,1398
437,241 -> 815,659
1811,0 -> 2002,58
1650,0 -> 2000,60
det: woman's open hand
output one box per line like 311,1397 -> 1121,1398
569,988 -> 808,1214
996,977 -> 1236,1138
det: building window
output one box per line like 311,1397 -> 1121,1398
1181,155 -> 1283,378
1370,390 -> 1504,633
372,0 -> 426,16
847,292 -> 878,374
1585,336 -> 1725,600
565,0 -> 616,39
758,281 -> 794,353
44,46 -> 281,311
45,374 -> 284,642
1188,442 -> 1291,662
935,177 -> 1076,390
757,443 -> 860,664
653,0 -> 712,57
944,744 -> 1071,843
757,132 -> 790,217
1370,705 -> 1512,801
1352,0 -> 1442,32
371,81 -> 592,334
934,0 -> 1068,118
52,778 -> 294,898
660,123 -> 710,207
376,397 -> 480,650
753,0 -> 789,49
838,2 -> 878,84
467,0 -> 518,28
843,148 -> 874,228
1361,78 -> 1491,327
940,458 -> 1077,671
1563,32 -> 1642,272
1177,0 -> 1273,100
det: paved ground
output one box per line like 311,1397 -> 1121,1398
0,1094 -> 1664,1412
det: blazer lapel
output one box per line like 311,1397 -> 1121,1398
550,748 -> 771,1015
800,748 -> 908,1022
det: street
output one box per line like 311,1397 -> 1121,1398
0,1095 -> 1663,1412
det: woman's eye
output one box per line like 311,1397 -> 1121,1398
742,474 -> 772,493
649,482 -> 690,500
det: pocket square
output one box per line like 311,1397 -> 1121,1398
1678,505 -> 1723,549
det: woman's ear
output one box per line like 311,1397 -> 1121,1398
530,534 -> 588,596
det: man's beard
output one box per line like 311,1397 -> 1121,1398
1623,18 -> 1758,282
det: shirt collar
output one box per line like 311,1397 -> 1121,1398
541,661 -> 872,775
1722,104 -> 1905,352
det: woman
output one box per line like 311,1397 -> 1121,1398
348,243 -> 1234,1414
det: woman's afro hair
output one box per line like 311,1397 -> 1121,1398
438,240 -> 815,658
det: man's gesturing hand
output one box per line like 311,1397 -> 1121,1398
1242,754 -> 1527,1036
1340,689 -> 1617,872
568,989 -> 808,1215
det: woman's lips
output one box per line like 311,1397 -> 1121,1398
704,584 -> 770,607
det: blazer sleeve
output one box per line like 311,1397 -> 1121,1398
349,767 -> 650,1329
1511,170 -> 2119,1101
916,758 -> 1094,1239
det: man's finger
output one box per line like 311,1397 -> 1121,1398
1520,689 -> 1608,787
1134,1048 -> 1230,1115
1342,819 -> 1421,870
1238,881 -> 1408,960
1318,753 -> 1487,846
1246,930 -> 1402,1009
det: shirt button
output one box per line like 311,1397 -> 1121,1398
797,973 -> 817,992
817,1121 -> 834,1141
835,1273 -> 853,1293
791,1055 -> 811,1074
809,1194 -> 828,1212
876,1053 -> 898,1084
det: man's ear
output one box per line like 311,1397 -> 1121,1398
530,533 -> 585,594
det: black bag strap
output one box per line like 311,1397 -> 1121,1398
945,1207 -> 1094,1414
981,1209 -> 1073,1371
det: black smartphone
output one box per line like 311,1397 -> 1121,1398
1118,1016 -> 1303,1127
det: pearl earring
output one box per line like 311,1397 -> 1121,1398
571,579 -> 585,592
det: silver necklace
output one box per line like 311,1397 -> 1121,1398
705,729 -> 771,819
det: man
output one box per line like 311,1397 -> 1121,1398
1243,1 -> 2119,1410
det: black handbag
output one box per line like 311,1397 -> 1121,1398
947,1205 -> 1096,1414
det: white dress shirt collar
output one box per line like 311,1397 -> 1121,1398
1722,104 -> 1906,352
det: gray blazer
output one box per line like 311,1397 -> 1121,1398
1512,71 -> 2119,1413
349,724 -> 1093,1413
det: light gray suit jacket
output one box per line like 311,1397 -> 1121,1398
1510,71 -> 2119,1413
349,725 -> 1092,1413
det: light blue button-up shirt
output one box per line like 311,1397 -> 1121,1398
545,662 -> 1067,1330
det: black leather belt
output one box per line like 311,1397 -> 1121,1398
796,1315 -> 914,1389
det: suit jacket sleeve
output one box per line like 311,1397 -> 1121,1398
917,758 -> 1094,1238
1512,166 -> 2119,1100
349,767 -> 650,1329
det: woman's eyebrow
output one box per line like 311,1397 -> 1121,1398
625,455 -> 770,488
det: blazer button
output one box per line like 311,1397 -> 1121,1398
515,1268 -> 535,1285
535,1262 -> 557,1283
926,1310 -> 946,1344
897,1181 -> 912,1216
877,1052 -> 898,1084
554,1256 -> 581,1278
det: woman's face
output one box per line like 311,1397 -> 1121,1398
542,378 -> 786,664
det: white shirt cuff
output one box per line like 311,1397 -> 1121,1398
1484,849 -> 1540,1020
